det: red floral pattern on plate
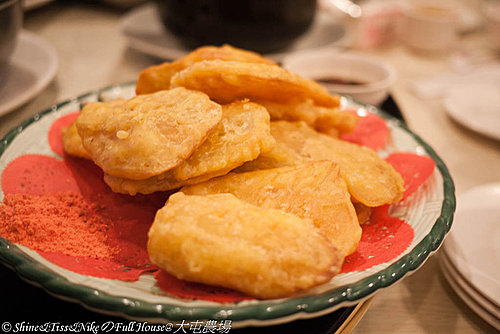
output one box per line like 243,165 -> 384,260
340,110 -> 389,151
386,152 -> 436,200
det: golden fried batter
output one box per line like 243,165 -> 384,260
148,192 -> 343,299
235,140 -> 306,173
174,100 -> 274,180
170,60 -> 340,107
353,202 -> 372,225
182,161 -> 361,256
62,121 -> 91,159
104,101 -> 275,194
104,170 -> 180,196
254,98 -> 357,136
76,88 -> 222,180
270,121 -> 405,207
136,44 -> 276,95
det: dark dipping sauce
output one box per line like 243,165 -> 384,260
316,77 -> 370,86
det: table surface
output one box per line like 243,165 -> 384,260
1,2 -> 499,333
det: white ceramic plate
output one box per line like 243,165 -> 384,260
440,253 -> 500,329
443,71 -> 500,140
120,3 -> 350,62
442,183 -> 500,307
0,30 -> 58,117
0,84 -> 455,327
440,252 -> 500,318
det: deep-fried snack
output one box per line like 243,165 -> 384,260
353,202 -> 372,225
235,140 -> 306,173
104,101 -> 275,194
182,161 -> 361,256
104,170 -> 180,195
170,60 -> 340,107
253,98 -> 358,136
62,121 -> 91,159
174,100 -> 274,180
148,192 -> 343,299
269,121 -> 405,207
136,44 -> 276,95
76,88 -> 222,180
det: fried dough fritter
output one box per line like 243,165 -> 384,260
170,60 -> 340,108
353,202 -> 372,225
270,121 -> 405,207
104,101 -> 275,195
148,192 -> 343,299
253,98 -> 358,136
234,140 -> 306,173
62,122 -> 91,159
104,168 -> 182,196
136,44 -> 276,95
174,100 -> 275,180
182,161 -> 361,256
75,87 -> 222,180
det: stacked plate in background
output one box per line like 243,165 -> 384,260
440,183 -> 500,330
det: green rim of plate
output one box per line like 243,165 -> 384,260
0,83 -> 455,322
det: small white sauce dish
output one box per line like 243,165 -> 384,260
282,48 -> 396,105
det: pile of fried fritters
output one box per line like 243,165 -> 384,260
62,45 -> 404,299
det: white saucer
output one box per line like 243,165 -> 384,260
0,30 -> 58,117
442,183 -> 500,307
440,253 -> 500,329
443,68 -> 500,140
120,3 -> 350,62
440,252 -> 500,321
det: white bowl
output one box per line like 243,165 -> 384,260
282,48 -> 396,105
